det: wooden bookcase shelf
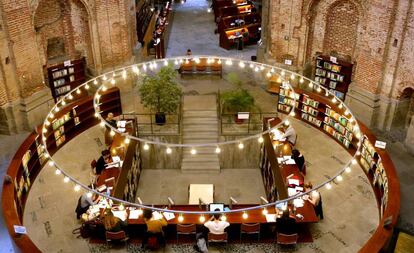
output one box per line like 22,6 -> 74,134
314,54 -> 353,100
47,58 -> 86,102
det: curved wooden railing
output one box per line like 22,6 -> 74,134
2,88 -> 399,252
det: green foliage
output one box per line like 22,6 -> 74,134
139,66 -> 182,113
221,88 -> 255,113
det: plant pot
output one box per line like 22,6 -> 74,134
155,112 -> 166,125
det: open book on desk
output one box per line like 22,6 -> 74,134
112,210 -> 127,221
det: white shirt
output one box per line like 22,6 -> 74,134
204,220 -> 230,234
282,126 -> 297,144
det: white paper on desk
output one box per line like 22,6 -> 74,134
152,211 -> 163,220
98,200 -> 108,208
112,210 -> 127,221
163,212 -> 175,221
285,159 -> 296,165
293,198 -> 304,208
288,179 -> 300,186
97,184 -> 107,192
277,157 -> 285,163
129,210 -> 141,219
112,156 -> 121,163
288,188 -> 297,196
265,214 -> 277,222
89,205 -> 100,215
295,186 -> 304,192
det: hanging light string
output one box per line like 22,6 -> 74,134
40,55 -> 364,215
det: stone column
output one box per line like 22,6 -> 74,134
404,115 -> 414,154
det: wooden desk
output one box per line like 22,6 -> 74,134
219,23 -> 261,50
179,58 -> 222,76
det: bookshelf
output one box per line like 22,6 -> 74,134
47,58 -> 86,102
314,54 -> 353,100
120,141 -> 143,202
136,1 -> 154,44
277,85 -> 357,149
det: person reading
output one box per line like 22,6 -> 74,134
204,209 -> 230,234
103,209 -> 128,233
141,209 -> 168,249
281,124 -> 297,146
291,149 -> 306,175
75,191 -> 100,219
304,182 -> 323,219
95,150 -> 112,175
276,209 -> 297,235
104,112 -> 117,146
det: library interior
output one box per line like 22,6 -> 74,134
1,0 -> 414,253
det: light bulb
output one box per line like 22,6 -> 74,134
290,73 -> 295,80
221,214 -> 227,221
44,153 -> 49,158
143,143 -> 149,150
166,147 -> 172,154
262,208 -> 268,215
94,112 -> 99,118
174,59 -> 179,65
164,60 -> 168,66
332,97 -> 337,103
317,87 -> 321,92
100,121 -> 105,127
254,67 -> 259,72
308,82 -> 313,88
85,84 -> 90,90
195,58 -> 200,64
49,113 -> 54,119
199,215 -> 205,222
93,79 -> 98,85
74,185 -> 81,191
217,59 -> 222,64
43,128 -> 47,133
178,215 -> 184,222
238,143 -> 244,149
122,70 -> 127,79
124,138 -> 130,144
277,77 -> 282,83
344,110 -> 349,115
290,111 -> 296,117
249,63 -> 254,68
281,71 -> 285,76
225,60 -> 232,65
338,103 -> 343,109
215,147 -> 221,154
48,160 -> 55,166
258,136 -> 264,143
64,177 -> 70,183
300,78 -> 304,84
260,65 -> 264,71
239,62 -> 245,68
345,167 -> 351,173
61,100 -> 66,106
337,175 -> 343,182
102,86 -> 107,92
266,72 -> 271,78
102,75 -> 107,81
55,169 -> 61,175
242,212 -> 248,219
87,192 -> 93,198
54,107 -> 59,112
110,130 -> 115,136
111,79 -> 116,85
191,148 -> 197,155
326,183 -> 332,190
207,8 -> 211,13
76,89 -> 81,94
271,68 -> 275,73
284,120 -> 290,126
352,159 -> 357,165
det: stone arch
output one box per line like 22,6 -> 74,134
323,0 -> 360,58
32,0 -> 96,69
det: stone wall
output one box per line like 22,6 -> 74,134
265,0 -> 414,140
219,135 -> 261,169
139,136 -> 182,170
0,0 -> 137,134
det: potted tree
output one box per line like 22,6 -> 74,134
139,66 -> 182,125
221,73 -> 256,124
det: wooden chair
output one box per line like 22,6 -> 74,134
176,223 -> 197,243
105,230 -> 129,247
208,232 -> 228,246
89,159 -> 97,184
276,232 -> 298,249
240,223 -> 260,242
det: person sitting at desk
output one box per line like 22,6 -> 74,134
276,209 -> 297,235
95,149 -> 112,175
281,124 -> 297,146
304,182 -> 323,219
75,190 -> 99,219
204,208 -> 230,234
291,149 -> 306,175
103,209 -> 128,232
142,209 -> 168,249
104,112 -> 117,146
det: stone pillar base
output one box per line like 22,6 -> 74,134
0,88 -> 53,135
404,115 -> 414,155
345,85 -> 381,128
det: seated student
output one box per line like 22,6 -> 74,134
204,209 -> 230,234
276,209 -> 297,235
95,150 -> 112,175
291,149 -> 306,175
104,112 -> 117,146
304,182 -> 323,219
142,209 -> 168,249
186,49 -> 192,56
103,209 -> 128,232
75,191 -> 99,219
281,124 -> 297,146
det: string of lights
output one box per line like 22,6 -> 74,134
39,55 -> 364,217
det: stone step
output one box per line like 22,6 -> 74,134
183,125 -> 218,131
183,132 -> 218,138
183,110 -> 217,118
182,154 -> 219,162
181,163 -> 220,173
183,127 -> 218,133
183,118 -> 218,124
183,147 -> 217,155
183,138 -> 218,144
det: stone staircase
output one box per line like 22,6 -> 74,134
181,95 -> 220,173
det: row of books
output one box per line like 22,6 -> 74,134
315,77 -> 338,89
302,96 -> 319,108
301,113 -> 322,127
278,96 -> 299,108
302,105 -> 319,117
316,59 -> 342,73
323,125 -> 351,148
51,67 -> 75,79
